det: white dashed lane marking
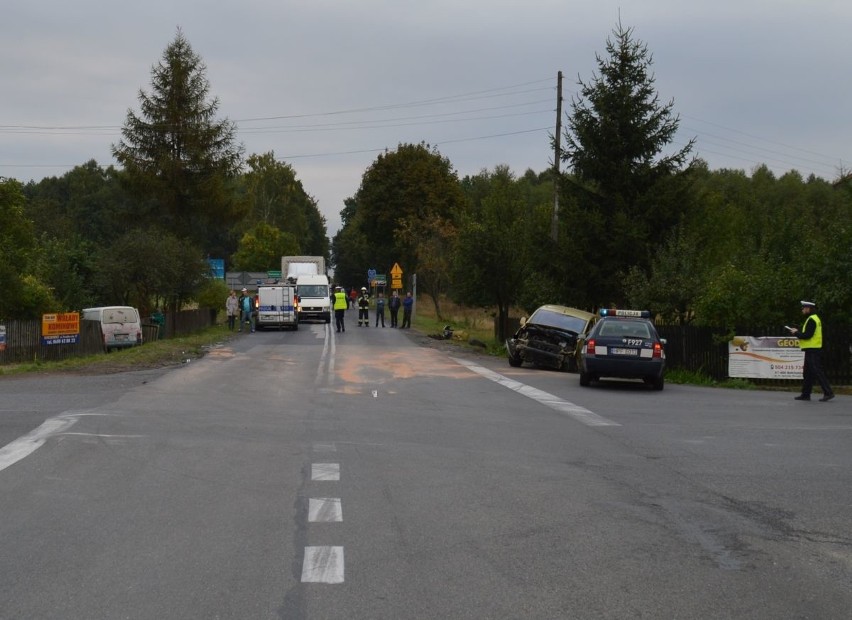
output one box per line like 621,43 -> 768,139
303,450 -> 344,583
309,498 -> 343,522
451,358 -> 620,427
301,546 -> 345,583
311,463 -> 340,481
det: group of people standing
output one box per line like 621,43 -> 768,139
226,288 -> 256,332
332,286 -> 413,333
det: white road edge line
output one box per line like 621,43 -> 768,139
451,358 -> 620,427
0,415 -> 79,473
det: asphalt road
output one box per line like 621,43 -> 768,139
1,315 -> 850,619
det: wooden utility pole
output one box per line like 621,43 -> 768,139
551,71 -> 563,242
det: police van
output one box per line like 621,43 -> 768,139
256,285 -> 299,330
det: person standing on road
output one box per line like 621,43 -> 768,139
239,288 -> 255,333
333,286 -> 348,332
375,292 -> 386,327
401,291 -> 413,329
787,300 -> 834,402
358,287 -> 370,327
349,287 -> 357,310
389,291 -> 401,327
225,290 -> 239,331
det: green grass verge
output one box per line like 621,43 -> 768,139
0,324 -> 234,376
412,313 -> 505,355
665,368 -> 755,389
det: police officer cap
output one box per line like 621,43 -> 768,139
241,287 -> 248,292
361,286 -> 367,291
800,300 -> 816,307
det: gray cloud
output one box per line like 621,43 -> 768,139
2,1 -> 850,236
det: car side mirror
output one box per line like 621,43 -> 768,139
519,317 -> 527,327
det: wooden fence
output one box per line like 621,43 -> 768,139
2,309 -> 849,384
656,321 -> 852,385
0,308 -> 217,366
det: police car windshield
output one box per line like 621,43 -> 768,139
530,309 -> 587,334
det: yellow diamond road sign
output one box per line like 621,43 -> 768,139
390,262 -> 403,289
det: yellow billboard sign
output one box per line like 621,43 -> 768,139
42,312 -> 81,345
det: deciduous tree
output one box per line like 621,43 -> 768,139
0,178 -> 41,318
231,222 -> 300,271
453,167 -> 532,340
240,152 -> 329,259
343,143 -> 466,280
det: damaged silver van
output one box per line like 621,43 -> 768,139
82,306 -> 143,352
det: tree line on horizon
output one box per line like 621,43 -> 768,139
1,26 -> 849,340
333,24 -> 851,338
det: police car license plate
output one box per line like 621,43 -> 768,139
611,347 -> 637,355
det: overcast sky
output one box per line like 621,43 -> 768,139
2,1 -> 850,236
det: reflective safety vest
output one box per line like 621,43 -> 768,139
333,291 -> 348,310
799,314 -> 823,349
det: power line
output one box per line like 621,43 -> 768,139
238,108 -> 554,135
277,127 -> 552,160
0,74 -> 848,181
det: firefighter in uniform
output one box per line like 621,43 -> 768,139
358,287 -> 370,327
333,286 -> 348,332
787,300 -> 834,402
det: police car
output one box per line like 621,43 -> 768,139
577,309 -> 666,390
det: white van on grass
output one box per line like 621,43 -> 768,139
82,306 -> 142,352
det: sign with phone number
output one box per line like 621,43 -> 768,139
728,335 -> 804,379
41,312 -> 81,346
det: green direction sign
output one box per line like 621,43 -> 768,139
267,270 -> 282,278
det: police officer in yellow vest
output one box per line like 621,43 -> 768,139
333,286 -> 348,333
787,300 -> 834,402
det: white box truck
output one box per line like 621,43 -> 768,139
281,256 -> 331,323
282,256 -> 326,281
256,285 -> 299,330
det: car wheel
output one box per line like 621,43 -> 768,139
561,355 -> 578,373
508,354 -> 522,367
579,371 -> 591,387
651,376 -> 664,391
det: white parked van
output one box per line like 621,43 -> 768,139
256,285 -> 299,330
82,306 -> 142,352
295,274 -> 331,323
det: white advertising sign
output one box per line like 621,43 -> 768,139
728,336 -> 803,379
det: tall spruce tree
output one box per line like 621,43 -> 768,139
563,21 -> 694,305
112,29 -> 243,253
